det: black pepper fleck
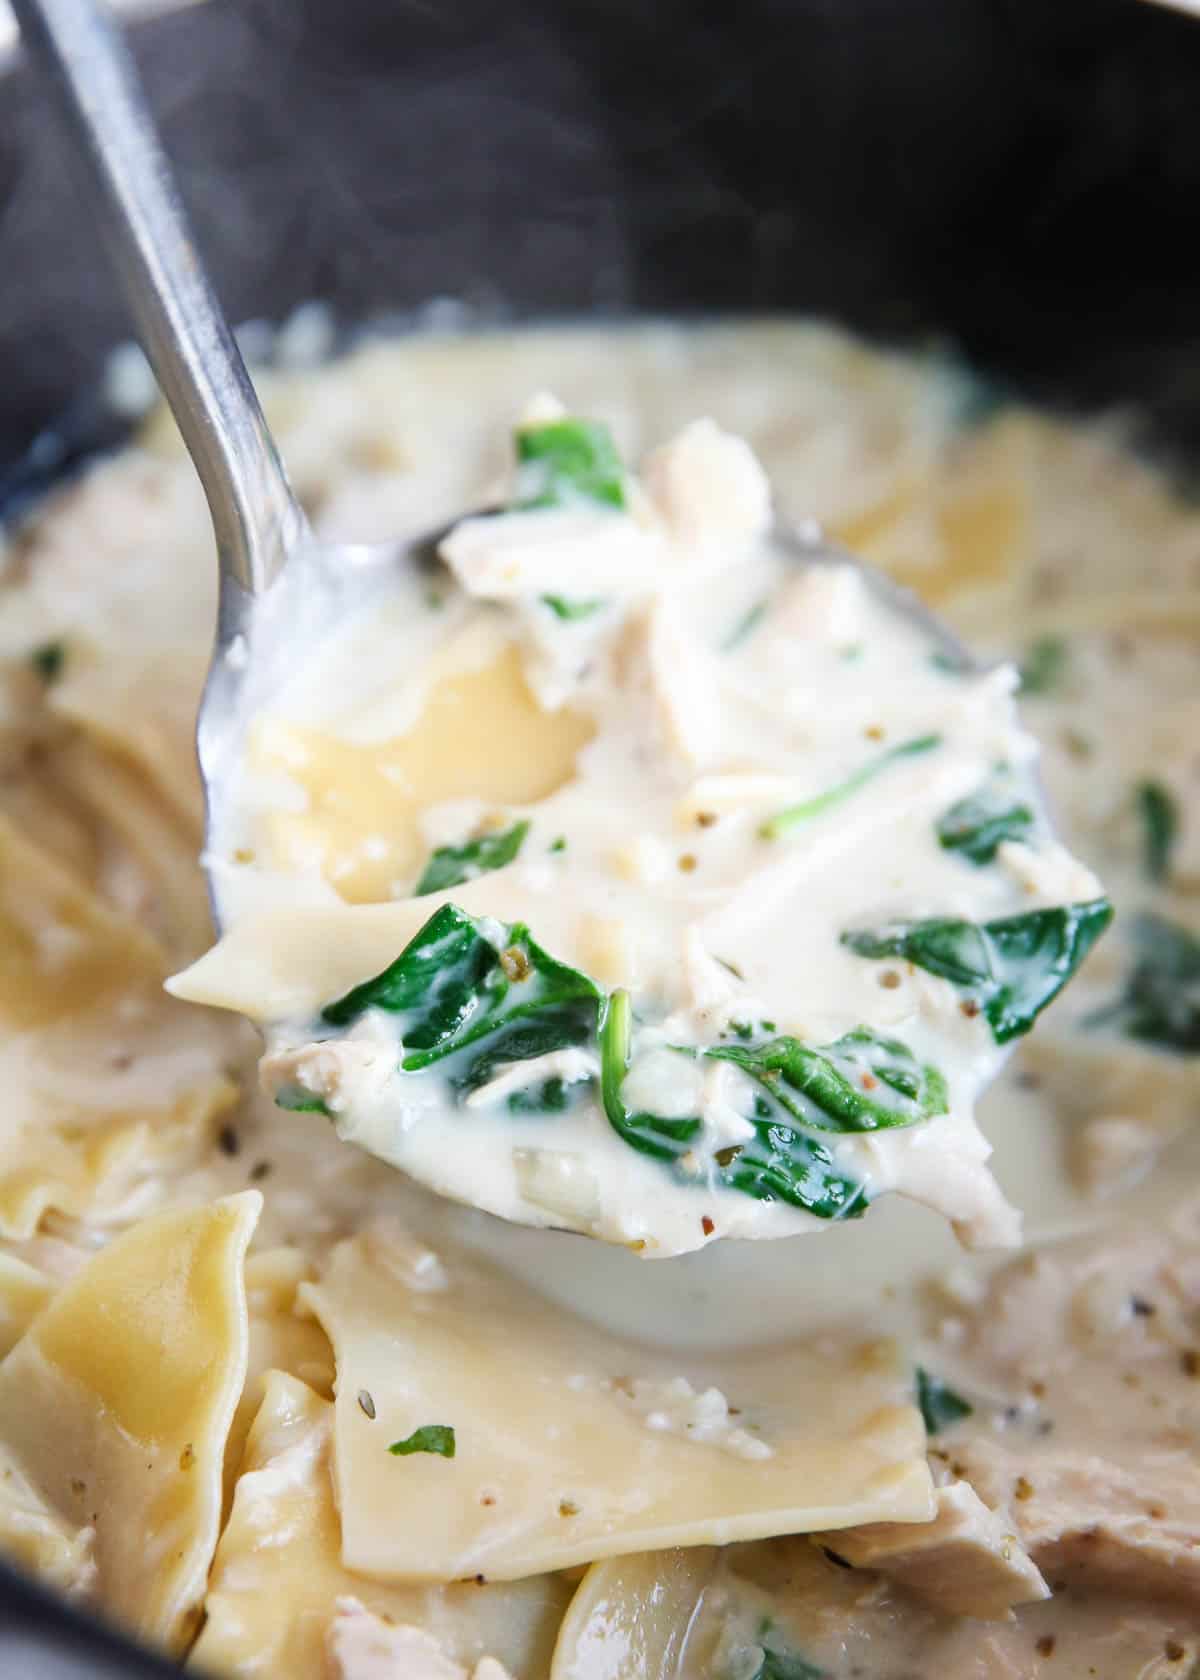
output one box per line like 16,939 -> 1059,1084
500,946 -> 532,983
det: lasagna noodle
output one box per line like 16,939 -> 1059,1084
0,1193 -> 260,1654
50,734 -> 215,963
250,633 -> 593,905
0,802 -> 165,1020
169,874 -> 596,1025
227,1245 -> 337,1503
190,1370 -> 573,1680
0,809 -> 238,1240
301,1228 -> 932,1583
0,1252 -> 53,1359
550,1549 -> 717,1680
50,646 -> 209,837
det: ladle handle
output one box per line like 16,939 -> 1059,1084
12,0 -> 304,594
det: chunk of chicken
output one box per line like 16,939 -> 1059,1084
917,1199 -> 1200,1607
643,418 -> 771,550
325,1598 -> 514,1680
947,1440 -> 1200,1607
819,1480 -> 1048,1620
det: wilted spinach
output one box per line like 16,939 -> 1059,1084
1019,635 -> 1067,695
414,820 -> 530,897
598,988 -> 703,1165
760,735 -> 941,841
600,994 -> 943,1220
1135,780 -> 1178,884
916,1367 -> 973,1434
541,594 -> 605,621
937,784 -> 1034,865
1087,912 -> 1200,1055
318,903 -> 602,1091
707,1027 -> 947,1133
513,417 -> 627,511
842,899 -> 1113,1044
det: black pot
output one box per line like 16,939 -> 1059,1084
1,0 -> 1198,1670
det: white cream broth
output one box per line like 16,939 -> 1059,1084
6,318 -> 1200,1676
174,410 -> 1106,1259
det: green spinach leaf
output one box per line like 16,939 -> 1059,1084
414,820 -> 530,897
1135,780 -> 1178,884
707,1027 -> 947,1133
387,1424 -> 456,1458
842,899 -> 1113,1044
1019,634 -> 1067,695
745,1621 -> 827,1680
714,1088 -> 869,1220
937,785 -> 1034,865
722,597 -> 769,652
30,641 -> 65,683
506,1074 -> 583,1115
513,417 -> 627,511
751,1642 -> 826,1680
928,647 -> 969,676
1087,912 -> 1200,1054
541,594 -> 605,621
272,1086 -> 331,1118
916,1367 -> 973,1434
319,903 -> 602,1089
760,735 -> 941,841
599,989 -> 703,1164
600,993 -> 869,1219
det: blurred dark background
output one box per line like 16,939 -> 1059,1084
1,0 -> 1199,1670
2,0 -> 1200,471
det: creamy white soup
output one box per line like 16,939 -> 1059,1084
174,398 -> 1106,1258
1,320 -> 1198,1678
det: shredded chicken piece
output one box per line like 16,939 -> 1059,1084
643,418 -> 771,550
260,1019 -> 397,1116
918,1206 -> 1200,1607
772,564 -> 864,643
819,1480 -> 1048,1620
325,1598 -> 514,1680
948,1441 -> 1200,1606
642,598 -> 721,770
